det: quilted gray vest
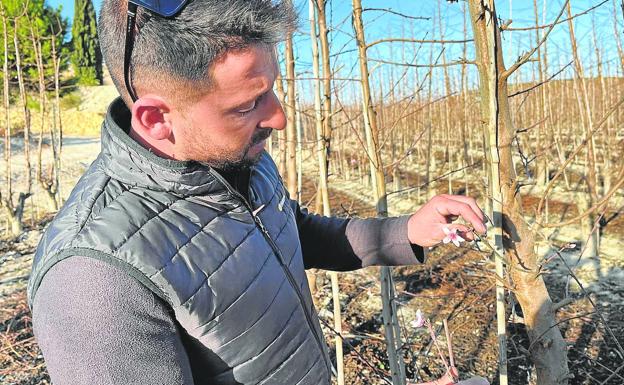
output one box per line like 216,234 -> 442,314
28,98 -> 332,385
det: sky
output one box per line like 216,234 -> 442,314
44,0 -> 622,95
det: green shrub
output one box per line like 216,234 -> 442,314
60,92 -> 82,110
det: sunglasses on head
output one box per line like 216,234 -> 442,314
124,0 -> 190,102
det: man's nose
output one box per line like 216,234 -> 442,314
259,91 -> 286,131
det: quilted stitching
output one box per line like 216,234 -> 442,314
82,181 -> 133,227
191,239 -> 283,331
213,272 -> 289,344
147,203 -> 242,279
177,226 -> 258,307
256,335 -> 312,385
229,303 -> 299,367
107,195 -> 183,250
291,356 -> 323,385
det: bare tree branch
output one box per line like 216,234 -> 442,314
362,7 -> 429,21
369,57 -> 475,68
502,0 -> 569,80
367,37 -> 472,49
503,0 -> 609,31
509,60 -> 573,97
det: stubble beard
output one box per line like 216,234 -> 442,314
191,128 -> 273,173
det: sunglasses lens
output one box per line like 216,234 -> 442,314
129,0 -> 189,17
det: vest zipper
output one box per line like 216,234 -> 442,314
208,168 -> 333,379
252,214 -> 333,377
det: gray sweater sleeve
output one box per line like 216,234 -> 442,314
293,201 -> 425,270
32,256 -> 195,385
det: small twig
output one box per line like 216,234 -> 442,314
504,0 -> 608,31
536,96 -> 624,218
551,297 -> 576,312
509,60 -> 573,97
443,319 -> 455,369
539,169 -> 624,228
426,320 -> 451,374
388,161 -> 482,196
576,350 -> 624,383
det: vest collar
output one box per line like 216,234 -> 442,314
101,97 -> 230,196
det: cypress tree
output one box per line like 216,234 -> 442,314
71,0 -> 101,85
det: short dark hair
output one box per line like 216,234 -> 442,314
98,0 -> 297,106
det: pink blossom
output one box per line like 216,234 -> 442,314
442,227 -> 465,247
411,309 -> 425,328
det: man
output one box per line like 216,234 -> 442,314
28,1 -> 487,384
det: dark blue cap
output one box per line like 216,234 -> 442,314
129,0 -> 189,17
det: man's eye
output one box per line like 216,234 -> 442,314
238,92 -> 268,116
238,100 -> 257,114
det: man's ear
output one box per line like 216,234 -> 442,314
130,96 -> 173,141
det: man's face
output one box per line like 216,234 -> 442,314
171,44 -> 286,171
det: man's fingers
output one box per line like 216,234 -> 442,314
445,215 -> 459,224
440,194 -> 485,223
448,224 -> 475,241
434,197 -> 487,234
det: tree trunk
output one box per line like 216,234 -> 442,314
13,17 -> 31,195
284,14 -> 298,200
274,69 -> 288,176
309,2 -> 344,382
31,19 -> 59,212
0,7 -> 31,237
566,3 -> 600,262
51,22 -> 64,204
468,1 -> 570,384
352,1 -> 406,384
316,0 -> 332,174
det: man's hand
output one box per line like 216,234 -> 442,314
407,194 -> 487,248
